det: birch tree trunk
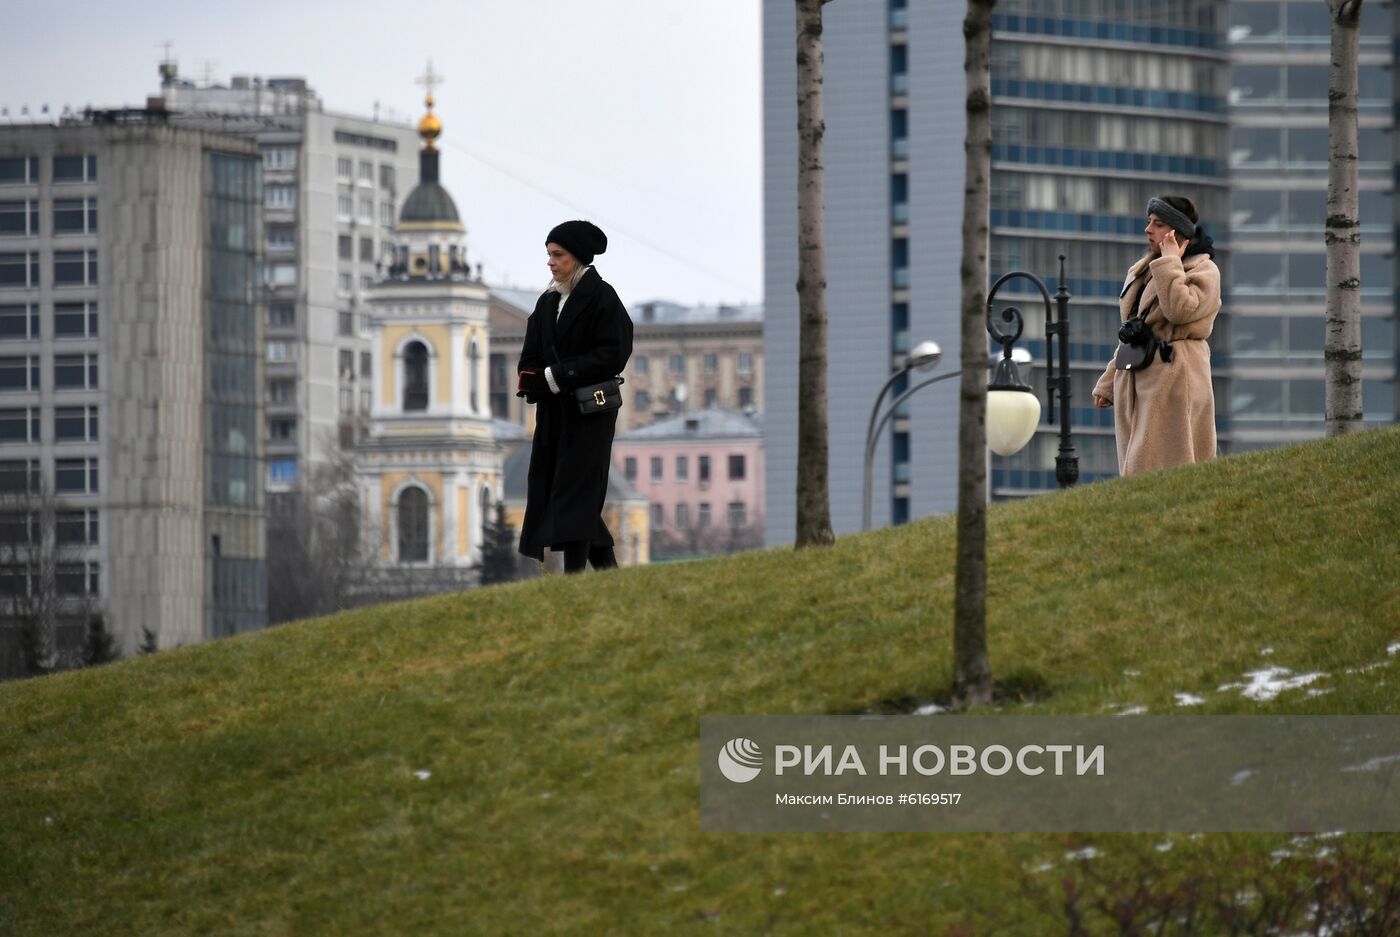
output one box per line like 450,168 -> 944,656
1326,0 -> 1364,435
794,0 -> 836,548
952,0 -> 997,709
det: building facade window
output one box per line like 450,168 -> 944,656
0,458 -> 39,493
0,407 -> 39,443
704,388 -> 718,407
55,457 -> 98,494
738,386 -> 753,409
337,194 -> 353,217
728,453 -> 745,480
703,353 -> 719,373
675,503 -> 690,529
0,200 -> 39,236
675,455 -> 689,481
697,502 -> 711,528
54,353 -> 98,390
0,304 -> 39,340
53,198 -> 97,235
338,235 -> 353,260
267,226 -> 295,251
54,509 -> 99,546
268,457 -> 298,486
669,354 -> 684,374
737,351 -> 753,374
379,164 -> 396,189
0,253 -> 39,288
52,155 -> 96,184
265,185 -> 296,210
0,157 -> 39,185
263,147 -> 296,170
698,455 -> 711,483
269,417 -> 296,441
337,157 -> 353,179
269,378 -> 295,404
650,503 -> 664,528
54,250 -> 97,286
403,341 -> 429,411
728,501 -> 747,529
624,456 -> 637,481
54,405 -> 99,442
0,356 -> 39,392
633,355 -> 649,374
397,486 -> 430,562
55,562 -> 99,596
650,456 -> 663,481
268,303 -> 295,328
635,390 -> 650,411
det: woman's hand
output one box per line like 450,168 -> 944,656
1094,394 -> 1111,409
1159,229 -> 1189,259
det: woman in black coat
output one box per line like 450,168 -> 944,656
517,220 -> 633,573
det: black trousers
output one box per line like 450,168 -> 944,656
562,541 -> 618,574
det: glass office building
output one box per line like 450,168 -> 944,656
1225,0 -> 1396,447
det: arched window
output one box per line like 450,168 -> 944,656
469,338 -> 482,414
479,485 -> 493,546
404,341 -> 429,411
397,486 -> 429,562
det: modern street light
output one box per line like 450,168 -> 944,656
862,341 -> 1033,532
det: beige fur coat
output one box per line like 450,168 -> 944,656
1093,251 -> 1220,475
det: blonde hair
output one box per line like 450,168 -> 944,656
548,260 -> 591,295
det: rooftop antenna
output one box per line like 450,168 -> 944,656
201,60 -> 218,87
157,40 -> 177,85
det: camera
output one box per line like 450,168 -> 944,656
1118,317 -> 1153,346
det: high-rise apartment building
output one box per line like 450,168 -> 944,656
152,62 -> 422,501
1225,0 -> 1396,444
0,114 -> 265,668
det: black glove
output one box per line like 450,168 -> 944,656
517,369 -> 548,400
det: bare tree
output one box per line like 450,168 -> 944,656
952,0 -> 997,709
0,484 -> 104,679
1326,0 -> 1365,435
794,0 -> 836,549
266,449 -> 367,623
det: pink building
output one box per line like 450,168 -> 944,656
612,408 -> 764,560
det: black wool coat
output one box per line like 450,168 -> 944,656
517,267 -> 633,560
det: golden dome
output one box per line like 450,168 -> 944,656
418,94 -> 441,150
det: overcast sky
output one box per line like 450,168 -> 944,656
2,0 -> 763,308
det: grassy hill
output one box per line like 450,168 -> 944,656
3,427 -> 1399,935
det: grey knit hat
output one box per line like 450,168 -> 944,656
1147,197 -> 1197,239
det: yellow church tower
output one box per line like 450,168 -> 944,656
356,80 -> 502,588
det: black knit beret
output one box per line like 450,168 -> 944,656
546,220 -> 608,265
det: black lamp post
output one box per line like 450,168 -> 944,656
985,254 -> 1078,488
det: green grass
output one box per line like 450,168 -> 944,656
3,427 -> 1399,935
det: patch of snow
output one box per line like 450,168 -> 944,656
1064,846 -> 1101,861
1029,862 -> 1056,873
1305,688 -> 1334,698
1231,769 -> 1256,786
1154,841 -> 1174,853
772,887 -> 786,897
1388,641 -> 1400,656
1260,647 -> 1275,656
1114,705 -> 1148,716
1123,669 -> 1141,677
913,702 -> 946,715
43,816 -> 53,825
1271,849 -> 1293,861
1174,692 -> 1206,706
413,769 -> 431,780
1218,667 -> 1327,701
1345,661 -> 1387,675
1341,753 -> 1400,773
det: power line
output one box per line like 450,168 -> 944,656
441,137 -> 758,297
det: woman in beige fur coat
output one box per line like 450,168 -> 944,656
1093,196 -> 1220,475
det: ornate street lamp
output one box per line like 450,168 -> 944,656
985,255 -> 1079,487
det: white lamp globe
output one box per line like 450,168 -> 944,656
986,389 -> 1041,456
